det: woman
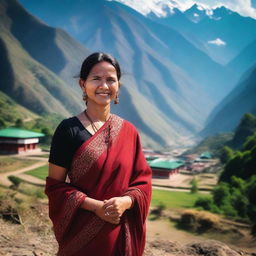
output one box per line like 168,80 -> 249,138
45,52 -> 152,256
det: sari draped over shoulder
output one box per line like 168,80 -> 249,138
45,115 -> 152,256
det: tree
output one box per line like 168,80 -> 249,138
0,118 -> 6,129
40,127 -> 52,145
230,189 -> 248,218
232,113 -> 256,148
243,133 -> 256,151
246,176 -> 256,234
220,152 -> 244,182
212,182 -> 231,207
190,177 -> 198,194
15,118 -> 24,128
220,146 -> 234,164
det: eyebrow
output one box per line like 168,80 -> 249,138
90,74 -> 117,79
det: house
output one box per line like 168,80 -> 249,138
200,152 -> 212,159
0,128 -> 44,154
148,158 -> 185,178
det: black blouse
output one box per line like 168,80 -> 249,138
48,117 -> 92,169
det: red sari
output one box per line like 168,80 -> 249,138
45,114 -> 152,256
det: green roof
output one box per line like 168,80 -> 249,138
149,159 -> 184,170
200,152 -> 212,159
0,128 -> 44,138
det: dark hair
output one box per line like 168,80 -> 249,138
80,52 -> 121,81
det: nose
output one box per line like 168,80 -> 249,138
100,80 -> 109,89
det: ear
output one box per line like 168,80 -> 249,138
79,79 -> 85,90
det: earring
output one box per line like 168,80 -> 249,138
82,92 -> 88,102
114,94 -> 119,104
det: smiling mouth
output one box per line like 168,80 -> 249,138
96,92 -> 111,96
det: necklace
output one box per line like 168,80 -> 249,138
84,111 -> 99,133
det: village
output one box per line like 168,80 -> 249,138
1,127 -> 255,255
0,126 -> 219,191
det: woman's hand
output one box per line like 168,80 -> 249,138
95,202 -> 121,225
103,196 -> 132,219
81,197 -> 120,224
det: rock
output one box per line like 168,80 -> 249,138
145,239 -> 254,256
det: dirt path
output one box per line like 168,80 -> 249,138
0,159 -> 47,187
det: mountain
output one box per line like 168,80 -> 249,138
0,0 -> 88,117
3,0 -> 249,148
0,0 -> 202,148
201,65 -> 256,136
150,4 -> 256,66
184,4 -> 209,23
227,39 -> 256,79
2,0 -> 91,93
19,0 -> 235,103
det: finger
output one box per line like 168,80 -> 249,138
104,206 -> 115,215
105,205 -> 114,210
103,200 -> 115,209
107,211 -> 120,217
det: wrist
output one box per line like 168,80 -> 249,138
94,200 -> 104,213
82,197 -> 103,213
122,196 -> 133,210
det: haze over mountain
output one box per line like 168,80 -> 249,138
2,0 -> 254,147
0,0 -> 211,148
201,64 -> 256,136
18,0 -> 236,103
227,39 -> 256,79
149,4 -> 256,67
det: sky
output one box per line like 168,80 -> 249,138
112,0 -> 256,19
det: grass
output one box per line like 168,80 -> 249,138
18,183 -> 46,199
25,165 -> 48,180
151,189 -> 210,209
0,156 -> 38,173
28,153 -> 49,158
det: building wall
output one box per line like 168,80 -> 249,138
152,168 -> 181,179
0,143 -> 38,154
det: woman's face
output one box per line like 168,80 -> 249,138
80,61 -> 119,106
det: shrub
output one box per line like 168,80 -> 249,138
220,146 -> 234,164
8,176 -> 22,189
212,182 -> 231,207
220,203 -> 238,217
195,197 -> 214,211
190,178 -> 198,194
0,191 -> 21,224
150,202 -> 166,220
179,209 -> 220,233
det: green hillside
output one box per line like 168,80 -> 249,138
0,0 -> 85,117
0,91 -> 38,127
5,0 -> 91,93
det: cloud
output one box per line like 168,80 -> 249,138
194,0 -> 256,19
111,0 -> 256,19
208,38 -> 226,46
111,0 -> 193,17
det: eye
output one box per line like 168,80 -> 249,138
92,77 -> 100,81
107,78 -> 116,82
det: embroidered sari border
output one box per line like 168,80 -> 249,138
70,114 -> 124,183
58,216 -> 105,256
54,191 -> 86,242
